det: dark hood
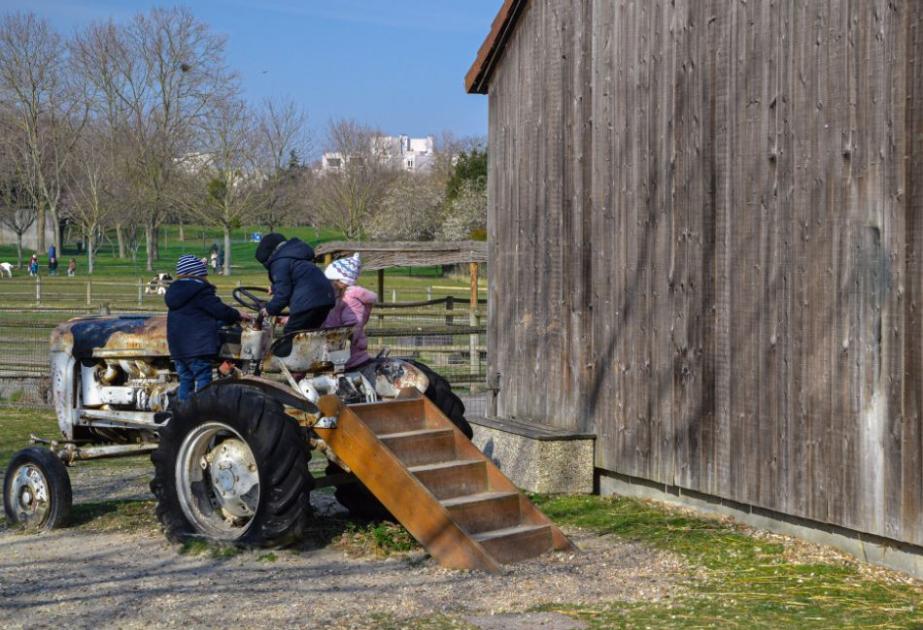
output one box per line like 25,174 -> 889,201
267,238 -> 316,268
164,278 -> 211,309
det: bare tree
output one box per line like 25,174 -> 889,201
65,127 -> 122,274
256,98 -> 311,231
313,119 -> 398,239
0,12 -> 86,254
175,99 -> 262,276
0,205 -> 35,268
0,126 -> 34,267
70,8 -> 237,271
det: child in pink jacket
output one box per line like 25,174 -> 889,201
323,253 -> 378,369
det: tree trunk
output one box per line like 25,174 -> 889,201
15,232 -> 23,268
223,225 -> 231,276
144,224 -> 154,272
36,205 -> 45,252
178,221 -> 185,241
152,228 -> 159,262
87,229 -> 95,275
49,206 -> 61,254
116,224 -> 126,259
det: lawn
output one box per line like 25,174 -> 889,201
1,406 -> 922,628
0,224 -> 484,307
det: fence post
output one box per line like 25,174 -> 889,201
35,276 -> 41,305
469,262 -> 479,379
426,286 -> 432,301
391,289 -> 397,303
445,295 -> 454,326
138,278 -> 143,306
86,280 -> 92,306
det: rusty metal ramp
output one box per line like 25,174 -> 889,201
314,393 -> 575,573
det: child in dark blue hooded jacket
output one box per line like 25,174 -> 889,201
166,254 -> 245,400
255,233 -> 335,356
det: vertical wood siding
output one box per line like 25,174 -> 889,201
486,0 -> 923,545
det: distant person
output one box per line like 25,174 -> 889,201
28,253 -> 39,277
165,254 -> 250,401
67,258 -> 77,277
47,244 -> 55,262
254,232 -> 335,356
209,250 -> 219,273
324,253 -> 378,369
48,255 -> 58,276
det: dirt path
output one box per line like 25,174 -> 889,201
0,463 -> 687,629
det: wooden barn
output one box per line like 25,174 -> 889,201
466,0 -> 923,565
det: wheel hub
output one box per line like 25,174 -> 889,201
11,465 -> 49,522
205,439 -> 258,519
175,422 -> 261,540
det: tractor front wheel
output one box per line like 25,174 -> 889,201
3,446 -> 72,530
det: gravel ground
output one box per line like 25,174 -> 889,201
0,462 -> 689,629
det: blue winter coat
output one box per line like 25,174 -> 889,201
263,238 -> 335,316
165,278 -> 241,359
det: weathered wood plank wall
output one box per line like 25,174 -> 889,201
486,0 -> 923,545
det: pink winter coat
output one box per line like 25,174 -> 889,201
323,285 -> 378,368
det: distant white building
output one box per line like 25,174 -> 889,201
320,134 -> 436,174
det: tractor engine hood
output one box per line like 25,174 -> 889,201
50,314 -> 169,359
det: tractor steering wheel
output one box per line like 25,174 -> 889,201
232,286 -> 269,312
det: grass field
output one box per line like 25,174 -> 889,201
1,224 -> 342,278
0,224 -> 484,311
0,224 -> 481,293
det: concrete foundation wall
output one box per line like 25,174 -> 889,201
470,417 -> 594,494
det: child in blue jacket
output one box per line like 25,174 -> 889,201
165,254 -> 248,401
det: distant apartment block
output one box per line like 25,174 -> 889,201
320,134 -> 435,173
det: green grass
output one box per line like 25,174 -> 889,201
69,498 -> 158,533
0,223 -> 477,285
0,407 -> 149,470
336,519 -> 419,557
179,538 -> 242,559
0,223 -> 483,313
0,407 -> 62,466
528,495 -> 923,629
1,224 -> 344,278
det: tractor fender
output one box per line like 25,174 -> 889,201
202,376 -> 319,415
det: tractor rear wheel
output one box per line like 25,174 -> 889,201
3,446 -> 72,530
150,383 -> 312,546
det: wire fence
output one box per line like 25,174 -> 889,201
0,276 -> 487,310
0,289 -> 488,414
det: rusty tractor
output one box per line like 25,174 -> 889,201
3,287 -> 471,545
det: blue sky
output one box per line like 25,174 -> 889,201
4,0 -> 498,150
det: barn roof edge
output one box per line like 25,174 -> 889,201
465,0 -> 528,95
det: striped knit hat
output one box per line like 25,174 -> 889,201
325,253 -> 361,286
176,254 -> 207,277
